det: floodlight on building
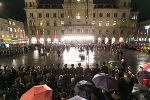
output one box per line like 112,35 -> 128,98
40,38 -> 44,44
112,37 -> 115,44
31,37 -> 37,44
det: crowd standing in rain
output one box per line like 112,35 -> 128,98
0,43 -> 150,100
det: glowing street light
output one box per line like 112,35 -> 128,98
0,2 -> 2,6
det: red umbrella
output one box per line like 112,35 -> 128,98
20,84 -> 53,100
143,63 -> 150,72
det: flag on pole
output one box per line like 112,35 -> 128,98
55,30 -> 57,38
86,0 -> 88,18
37,29 -> 39,40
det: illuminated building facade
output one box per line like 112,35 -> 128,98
137,20 -> 150,42
0,17 -> 26,44
24,0 -> 138,44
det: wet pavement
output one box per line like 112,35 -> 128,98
0,47 -> 150,72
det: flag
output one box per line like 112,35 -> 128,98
55,30 -> 57,38
69,0 -> 72,18
86,0 -> 88,18
37,29 -> 39,40
137,30 -> 140,40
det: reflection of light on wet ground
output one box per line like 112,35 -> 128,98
33,50 -> 39,60
12,59 -> 16,67
63,47 -> 94,68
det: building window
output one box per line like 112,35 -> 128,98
99,30 -> 102,34
77,0 -> 80,2
113,30 -> 116,34
61,21 -> 64,25
92,21 -> 95,25
40,21 -> 43,27
106,30 -> 109,34
46,21 -> 50,26
61,13 -> 64,18
124,2 -> 126,7
114,13 -> 117,17
53,13 -> 56,18
106,13 -> 110,17
122,13 -> 126,18
69,29 -> 72,33
54,21 -> 57,26
99,13 -> 103,17
46,13 -> 49,18
76,15 -> 81,19
93,13 -> 96,18
106,21 -> 109,26
30,13 -> 33,18
13,22 -> 15,26
14,28 -> 16,32
77,29 -> 80,33
29,2 -> 32,7
99,21 -> 102,26
40,30 -> 43,35
9,21 -> 11,25
32,30 -> 35,35
10,28 -> 12,32
39,13 -> 42,18
113,21 -> 117,26
85,29 -> 88,33
47,30 -> 50,35
61,30 -> 64,34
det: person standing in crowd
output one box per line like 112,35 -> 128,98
121,59 -> 126,73
76,63 -> 83,75
101,62 -> 108,74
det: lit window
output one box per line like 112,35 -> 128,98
40,21 -> 43,27
14,28 -> 16,32
13,22 -> 15,26
9,21 -> 11,25
106,21 -> 109,26
113,21 -> 116,26
61,21 -> 64,25
10,28 -> 12,32
92,21 -> 95,25
76,16 -> 81,19
99,21 -> 102,26
77,0 -> 80,2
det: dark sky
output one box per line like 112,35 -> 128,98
0,0 -> 150,22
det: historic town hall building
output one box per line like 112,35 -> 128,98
24,0 -> 138,44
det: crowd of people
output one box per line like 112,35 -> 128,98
0,60 -> 150,100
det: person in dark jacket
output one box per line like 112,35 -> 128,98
101,62 -> 108,74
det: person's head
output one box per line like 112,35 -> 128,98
15,77 -> 22,83
137,78 -> 143,84
78,63 -> 81,67
121,59 -> 125,62
96,64 -> 99,68
139,66 -> 143,72
71,78 -> 75,83
124,72 -> 129,78
59,75 -> 63,80
60,92 -> 67,100
71,64 -> 74,68
87,65 -> 89,68
64,64 -> 67,68
103,62 -> 106,66
127,66 -> 132,70
114,73 -> 120,80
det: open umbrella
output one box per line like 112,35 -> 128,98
74,80 -> 94,98
20,84 -> 53,100
108,61 -> 123,68
69,95 -> 87,100
92,73 -> 118,92
143,63 -> 150,72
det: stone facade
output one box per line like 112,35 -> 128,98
0,17 -> 26,43
24,0 -> 138,44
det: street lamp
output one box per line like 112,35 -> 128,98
0,2 -> 2,6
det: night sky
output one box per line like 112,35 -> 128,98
0,0 -> 150,22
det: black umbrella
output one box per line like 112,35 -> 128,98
74,80 -> 94,99
92,73 -> 118,92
